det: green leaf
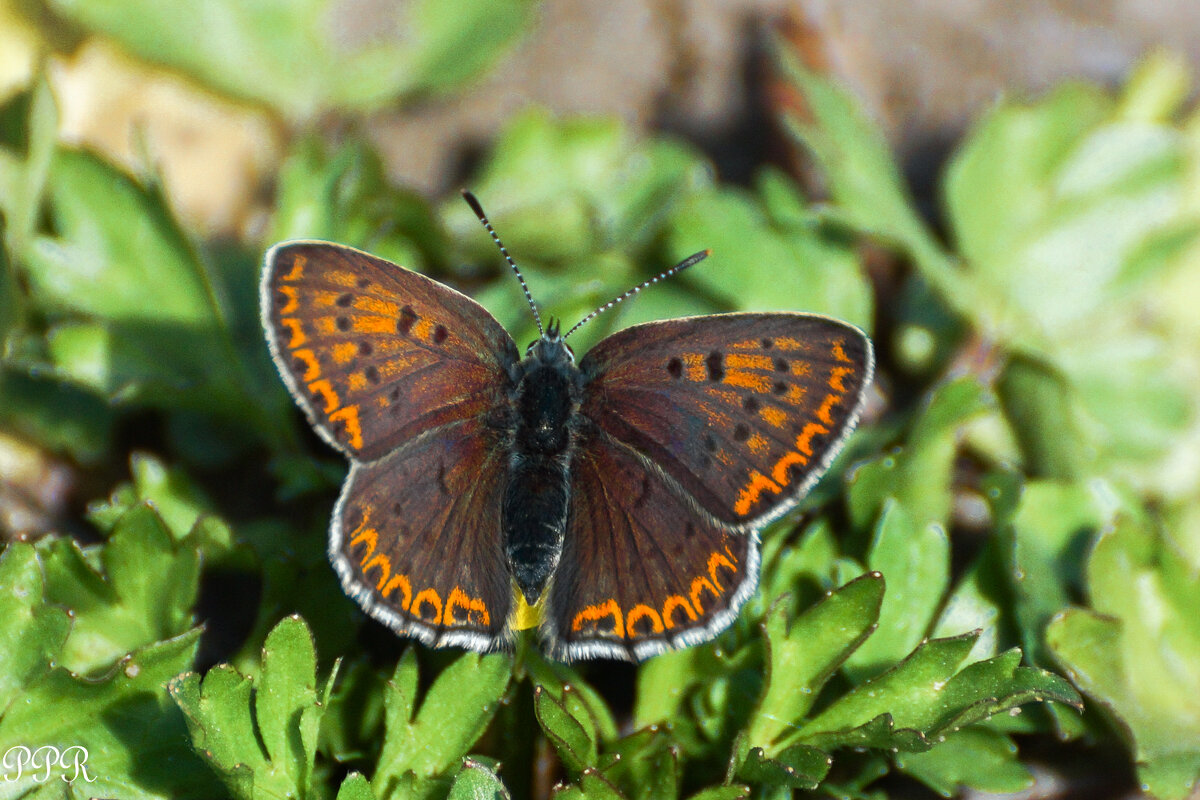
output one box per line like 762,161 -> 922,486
847,377 -> 990,533
665,183 -> 873,329
461,110 -> 707,263
169,616 -> 330,800
0,73 -> 57,258
0,367 -> 113,462
337,771 -> 378,800
374,651 -> 512,799
1002,478 -> 1114,666
87,452 -> 215,540
684,786 -> 749,800
1048,514 -> 1200,800
0,628 -> 220,800
22,149 -> 249,416
844,501 -> 949,681
270,137 -> 442,270
601,727 -> 677,800
772,40 -> 961,300
256,616 -> 320,793
894,727 -> 1031,796
742,573 -> 884,754
46,0 -> 537,116
737,744 -> 829,790
449,758 -> 512,800
0,544 -> 70,715
41,503 -> 200,674
798,637 -> 1079,752
534,684 -> 600,773
554,768 -> 628,800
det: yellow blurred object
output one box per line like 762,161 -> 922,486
50,39 -> 281,237
511,589 -> 542,631
0,2 -> 40,104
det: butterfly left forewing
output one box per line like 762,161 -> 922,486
543,423 -> 759,661
579,313 -> 873,528
262,241 -> 519,463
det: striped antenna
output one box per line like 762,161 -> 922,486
562,249 -> 711,340
462,190 -> 544,337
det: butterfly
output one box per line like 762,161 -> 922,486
261,192 -> 874,662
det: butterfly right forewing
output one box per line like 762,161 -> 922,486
579,313 -> 873,529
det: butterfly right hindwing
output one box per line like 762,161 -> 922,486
543,421 -> 759,662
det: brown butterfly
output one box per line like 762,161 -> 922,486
261,192 -> 873,661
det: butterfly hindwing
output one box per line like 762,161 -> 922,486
579,313 -> 873,528
262,241 -> 519,462
332,416 -> 513,649
543,422 -> 759,661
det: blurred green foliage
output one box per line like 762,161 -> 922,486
1,6 -> 1199,800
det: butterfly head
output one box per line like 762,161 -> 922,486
525,317 -> 574,365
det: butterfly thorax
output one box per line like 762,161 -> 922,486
501,330 -> 583,604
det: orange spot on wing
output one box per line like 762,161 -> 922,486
626,604 -> 664,635
771,450 -> 808,485
571,599 -> 624,637
348,372 -> 368,392
277,285 -> 299,313
773,337 -> 807,351
733,470 -> 782,516
707,550 -> 738,591
281,255 -> 306,281
292,348 -> 320,381
829,366 -> 855,393
312,290 -> 342,308
445,587 -> 491,627
723,371 -> 772,392
355,296 -> 399,316
329,405 -> 363,450
375,395 -> 391,408
281,318 -> 307,347
746,433 -> 769,455
354,316 -> 399,334
816,393 -> 841,425
412,589 -> 443,624
760,406 -> 787,428
831,339 -> 852,363
796,422 -> 829,456
782,385 -> 808,406
381,574 -> 413,610
725,353 -> 773,371
682,353 -> 706,382
351,527 -> 378,558
690,576 -> 720,614
332,342 -> 359,364
789,361 -> 812,377
662,595 -> 698,628
326,270 -> 358,288
307,379 -> 340,413
362,554 -> 391,589
412,317 -> 435,343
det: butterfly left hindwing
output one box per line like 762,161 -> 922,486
332,416 -> 513,650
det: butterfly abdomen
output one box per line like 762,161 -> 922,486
502,339 -> 583,604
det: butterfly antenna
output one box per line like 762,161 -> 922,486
562,249 -> 711,340
462,190 -> 544,337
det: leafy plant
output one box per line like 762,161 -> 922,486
1,7 -> 1198,799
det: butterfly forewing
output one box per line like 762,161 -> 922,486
580,313 -> 873,528
544,423 -> 759,661
332,416 -> 513,649
262,241 -> 519,462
